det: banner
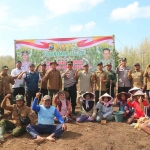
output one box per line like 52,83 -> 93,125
15,36 -> 115,72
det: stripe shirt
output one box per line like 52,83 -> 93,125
62,69 -> 76,88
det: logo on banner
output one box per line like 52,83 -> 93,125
49,43 -> 54,50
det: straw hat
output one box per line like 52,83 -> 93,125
117,92 -> 130,100
133,90 -> 145,96
82,92 -> 95,99
57,91 -> 70,99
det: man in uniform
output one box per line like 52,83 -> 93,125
35,62 -> 48,103
101,48 -> 115,71
0,94 -> 37,141
75,63 -> 93,110
104,62 -> 116,98
128,63 -> 144,89
92,62 -> 108,104
116,58 -> 131,93
0,66 -> 14,107
144,64 -> 150,101
21,51 -> 31,71
42,60 -> 62,105
62,61 -> 77,114
0,76 -> 3,117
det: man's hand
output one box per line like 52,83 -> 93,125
5,94 -> 11,99
62,124 -> 67,131
36,92 -> 41,99
118,62 -> 122,68
129,69 -> 132,74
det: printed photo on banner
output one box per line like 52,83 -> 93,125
15,36 -> 115,72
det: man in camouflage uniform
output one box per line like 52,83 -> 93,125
35,62 -> 48,103
104,62 -> 116,98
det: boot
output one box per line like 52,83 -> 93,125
0,126 -> 5,141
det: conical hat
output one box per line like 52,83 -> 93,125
134,90 -> 144,96
128,87 -> 141,93
57,91 -> 70,99
82,92 -> 95,99
99,93 -> 113,101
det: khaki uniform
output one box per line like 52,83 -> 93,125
43,69 -> 62,90
0,98 -> 37,137
128,70 -> 144,88
39,71 -> 47,89
1,98 -> 37,126
144,71 -> 150,90
0,73 -> 14,94
0,76 -> 3,95
93,70 -> 108,91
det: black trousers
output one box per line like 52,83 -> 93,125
118,87 -> 131,93
95,91 -> 106,104
39,88 -> 48,104
26,90 -> 38,107
12,87 -> 25,98
64,84 -> 77,108
107,85 -> 115,98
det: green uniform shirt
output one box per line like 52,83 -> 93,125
106,69 -> 116,87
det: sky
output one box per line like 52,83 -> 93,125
0,0 -> 150,57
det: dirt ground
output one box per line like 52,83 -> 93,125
0,106 -> 150,150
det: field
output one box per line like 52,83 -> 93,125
0,106 -> 150,150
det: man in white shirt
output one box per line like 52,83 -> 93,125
11,61 -> 25,98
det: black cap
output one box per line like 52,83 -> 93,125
134,62 -> 140,66
28,63 -> 35,67
50,60 -> 58,66
2,66 -> 9,70
17,61 -> 22,63
67,61 -> 73,65
83,63 -> 89,67
121,57 -> 126,61
107,62 -> 112,66
41,62 -> 46,66
97,62 -> 103,66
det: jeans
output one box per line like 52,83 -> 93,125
26,124 -> 63,138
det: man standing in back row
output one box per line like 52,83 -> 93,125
62,61 -> 77,114
42,60 -> 62,105
116,58 -> 131,93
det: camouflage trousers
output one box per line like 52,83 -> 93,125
0,119 -> 26,137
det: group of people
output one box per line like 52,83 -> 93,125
0,56 -> 150,143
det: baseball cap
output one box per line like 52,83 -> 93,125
107,62 -> 112,66
41,62 -> 46,66
43,95 -> 51,100
15,95 -> 24,101
134,62 -> 140,66
28,63 -> 35,67
97,62 -> 103,66
2,66 -> 9,70
121,57 -> 127,61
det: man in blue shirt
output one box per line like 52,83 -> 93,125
18,63 -> 41,107
26,93 -> 67,143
